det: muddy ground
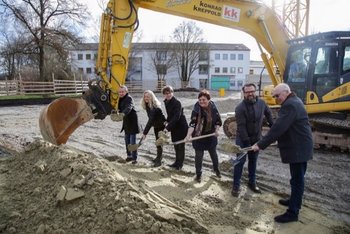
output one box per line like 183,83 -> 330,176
0,91 -> 349,233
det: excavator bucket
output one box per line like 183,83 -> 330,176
39,97 -> 94,145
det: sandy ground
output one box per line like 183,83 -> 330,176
0,91 -> 349,233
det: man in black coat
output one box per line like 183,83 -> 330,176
162,85 -> 188,170
252,83 -> 313,223
118,85 -> 140,163
232,83 -> 273,197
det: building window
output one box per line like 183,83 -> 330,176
86,68 -> 92,74
199,64 -> 209,74
230,67 -> 236,73
238,67 -> 243,73
237,80 -> 243,88
214,67 -> 220,73
223,67 -> 228,73
238,54 -> 244,60
230,54 -> 236,60
78,54 -> 83,60
78,68 -> 84,73
199,50 -> 209,61
215,53 -> 220,60
156,51 -> 167,61
223,54 -> 228,60
86,54 -> 91,60
199,79 -> 208,89
249,69 -> 254,74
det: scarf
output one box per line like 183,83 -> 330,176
194,102 -> 212,137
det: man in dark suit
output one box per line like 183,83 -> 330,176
232,83 -> 274,197
252,83 -> 313,223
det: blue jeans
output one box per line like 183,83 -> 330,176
124,133 -> 137,160
288,162 -> 307,216
233,138 -> 259,187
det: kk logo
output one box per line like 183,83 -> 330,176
223,5 -> 241,22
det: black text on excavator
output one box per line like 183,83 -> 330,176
38,0 -> 350,150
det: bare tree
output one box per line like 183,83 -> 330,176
0,0 -> 89,81
0,20 -> 32,80
171,21 -> 207,87
150,43 -> 175,82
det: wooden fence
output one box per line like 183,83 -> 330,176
0,79 -> 164,96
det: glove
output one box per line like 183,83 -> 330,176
110,112 -> 124,122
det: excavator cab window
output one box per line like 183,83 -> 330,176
342,45 -> 350,74
285,47 -> 311,101
313,45 -> 339,98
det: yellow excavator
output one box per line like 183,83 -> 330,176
39,0 -> 350,150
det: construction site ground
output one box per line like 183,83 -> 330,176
0,91 -> 349,233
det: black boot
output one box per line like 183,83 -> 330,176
153,146 -> 163,167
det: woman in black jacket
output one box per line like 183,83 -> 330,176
162,86 -> 188,170
186,90 -> 222,183
141,90 -> 166,167
118,85 -> 140,163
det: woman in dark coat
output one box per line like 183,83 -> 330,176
118,85 -> 140,163
141,90 -> 166,167
186,90 -> 222,183
162,85 -> 188,170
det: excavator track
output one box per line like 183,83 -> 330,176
309,116 -> 350,152
222,114 -> 350,152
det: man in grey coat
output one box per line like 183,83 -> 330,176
252,83 -> 313,223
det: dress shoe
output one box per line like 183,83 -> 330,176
231,186 -> 240,197
274,211 -> 298,223
131,160 -> 137,164
168,163 -> 178,168
248,183 -> 261,193
195,175 -> 201,183
279,198 -> 290,207
215,170 -> 221,178
125,157 -> 133,162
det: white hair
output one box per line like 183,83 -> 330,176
274,83 -> 291,94
119,85 -> 128,92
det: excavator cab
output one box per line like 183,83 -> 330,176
284,31 -> 350,113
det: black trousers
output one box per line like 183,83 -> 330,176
173,143 -> 185,167
195,147 -> 219,176
288,162 -> 307,216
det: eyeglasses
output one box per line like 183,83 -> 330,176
244,90 -> 256,94
272,90 -> 285,98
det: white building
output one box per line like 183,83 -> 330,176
69,42 -> 250,90
246,60 -> 273,92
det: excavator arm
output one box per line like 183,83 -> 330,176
39,0 -> 290,145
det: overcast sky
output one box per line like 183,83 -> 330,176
86,0 -> 349,60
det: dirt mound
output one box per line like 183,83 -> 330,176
0,140 -> 207,233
